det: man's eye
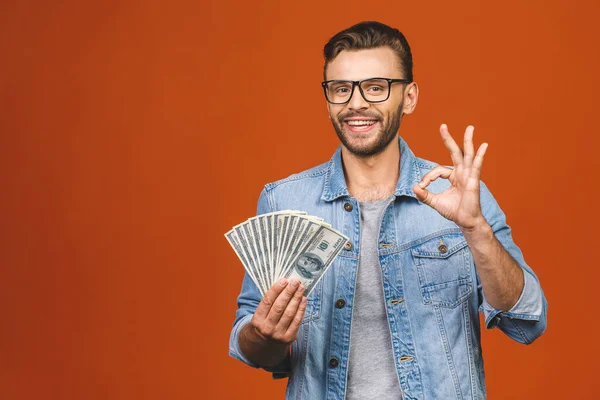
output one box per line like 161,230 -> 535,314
367,86 -> 384,92
335,87 -> 350,94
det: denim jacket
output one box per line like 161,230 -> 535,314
229,137 -> 547,400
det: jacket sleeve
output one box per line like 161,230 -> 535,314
477,181 -> 548,344
228,187 -> 292,377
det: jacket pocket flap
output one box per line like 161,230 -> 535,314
411,234 -> 468,259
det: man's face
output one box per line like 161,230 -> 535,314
325,47 -> 413,157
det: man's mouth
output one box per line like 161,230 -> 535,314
343,119 -> 380,132
347,120 -> 377,126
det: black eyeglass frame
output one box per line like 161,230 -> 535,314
321,77 -> 412,105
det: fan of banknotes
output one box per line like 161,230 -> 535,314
225,211 -> 349,297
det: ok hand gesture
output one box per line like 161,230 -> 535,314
412,124 -> 488,231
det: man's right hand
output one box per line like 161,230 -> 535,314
239,278 -> 307,367
252,278 -> 307,343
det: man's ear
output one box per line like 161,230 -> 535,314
402,82 -> 419,115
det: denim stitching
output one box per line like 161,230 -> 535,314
411,239 -> 468,258
264,163 -> 329,191
296,321 -> 310,399
463,300 -> 478,399
392,227 -> 464,253
265,186 -> 276,213
508,316 -> 531,344
435,305 -> 463,399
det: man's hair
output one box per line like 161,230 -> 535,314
323,21 -> 413,81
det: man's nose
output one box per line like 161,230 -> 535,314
347,84 -> 369,111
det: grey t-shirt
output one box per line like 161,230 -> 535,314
346,196 -> 403,399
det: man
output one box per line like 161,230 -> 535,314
229,21 -> 547,399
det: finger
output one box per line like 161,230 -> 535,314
266,279 -> 301,325
277,284 -> 305,331
417,165 -> 453,190
255,278 -> 288,319
412,183 -> 438,207
440,124 -> 463,167
286,296 -> 308,337
463,126 -> 475,168
471,142 -> 488,180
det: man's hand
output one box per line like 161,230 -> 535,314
251,278 -> 307,344
412,124 -> 489,231
239,278 -> 307,367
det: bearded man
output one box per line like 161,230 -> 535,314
229,21 -> 547,400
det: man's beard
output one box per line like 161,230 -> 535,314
331,103 -> 403,157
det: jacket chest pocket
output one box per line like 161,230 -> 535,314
411,233 -> 473,308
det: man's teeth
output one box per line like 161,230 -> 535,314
347,120 -> 377,126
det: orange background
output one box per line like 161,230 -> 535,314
1,0 -> 598,399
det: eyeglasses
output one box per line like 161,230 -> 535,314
321,77 -> 412,105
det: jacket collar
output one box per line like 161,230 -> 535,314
320,136 -> 421,202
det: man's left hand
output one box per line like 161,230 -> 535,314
412,124 -> 488,231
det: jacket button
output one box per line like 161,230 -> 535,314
329,357 -> 339,368
344,241 -> 353,251
343,202 -> 353,212
438,244 -> 448,254
335,299 -> 346,309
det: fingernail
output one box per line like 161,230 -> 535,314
290,279 -> 299,288
298,285 -> 305,292
279,278 -> 287,286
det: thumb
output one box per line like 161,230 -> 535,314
412,183 -> 433,205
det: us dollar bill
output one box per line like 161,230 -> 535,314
248,217 -> 270,289
281,217 -> 320,274
225,229 -> 265,296
225,211 -> 346,298
279,215 -> 299,274
258,214 -> 274,286
284,226 -> 349,296
234,223 -> 267,293
275,214 -> 290,274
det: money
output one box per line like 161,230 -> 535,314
225,211 -> 348,297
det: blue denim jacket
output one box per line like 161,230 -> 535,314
229,137 -> 547,400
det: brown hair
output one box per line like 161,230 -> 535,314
323,21 -> 413,81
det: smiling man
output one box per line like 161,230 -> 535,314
229,21 -> 547,399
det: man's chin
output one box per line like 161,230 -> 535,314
342,136 -> 392,157
332,121 -> 396,157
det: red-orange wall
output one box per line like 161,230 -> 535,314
1,1 -> 598,399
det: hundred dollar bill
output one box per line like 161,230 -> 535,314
253,212 -> 302,289
280,217 -> 320,273
234,223 -> 267,293
257,214 -> 274,287
248,217 -> 270,289
278,215 -> 300,274
225,210 -> 344,298
284,226 -> 349,296
279,216 -> 309,272
224,230 -> 264,296
274,214 -> 288,275
260,210 -> 306,282
252,210 -> 304,288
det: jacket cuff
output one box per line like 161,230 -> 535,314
481,270 -> 543,329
